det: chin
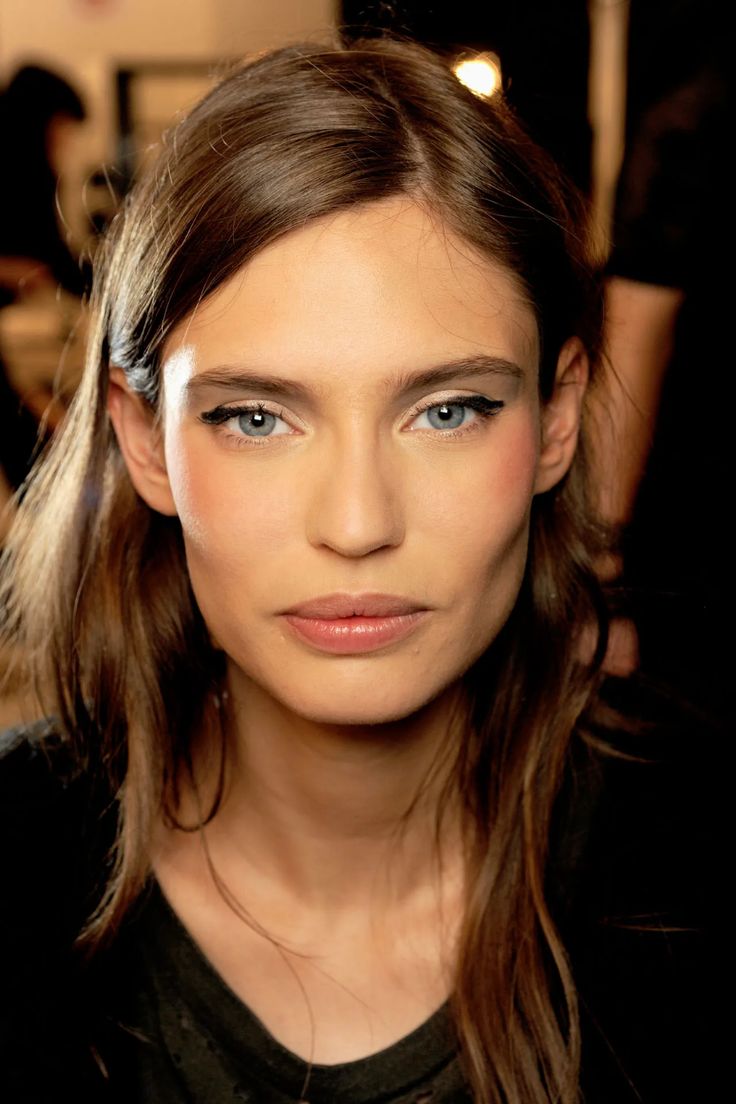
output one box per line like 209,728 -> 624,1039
280,688 -> 439,728
227,658 -> 456,730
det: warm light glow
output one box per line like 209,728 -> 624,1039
453,54 -> 502,98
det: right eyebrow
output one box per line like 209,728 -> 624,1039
185,368 -> 315,404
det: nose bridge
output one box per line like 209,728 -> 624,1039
305,420 -> 404,557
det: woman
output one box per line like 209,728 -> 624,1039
0,65 -> 89,491
0,63 -> 87,303
0,37 -> 707,1104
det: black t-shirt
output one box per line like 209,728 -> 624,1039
121,881 -> 467,1103
0,699 -> 718,1102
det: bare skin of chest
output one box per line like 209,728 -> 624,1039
153,829 -> 461,1065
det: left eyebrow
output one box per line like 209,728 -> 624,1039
184,354 -> 526,404
391,355 -> 526,395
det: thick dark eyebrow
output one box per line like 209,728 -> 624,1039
185,355 -> 525,404
392,355 -> 525,394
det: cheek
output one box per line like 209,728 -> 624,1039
416,421 -> 539,647
418,420 -> 539,561
164,435 -> 299,578
481,428 -> 540,551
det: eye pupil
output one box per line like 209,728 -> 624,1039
238,409 -> 276,437
426,402 -> 465,430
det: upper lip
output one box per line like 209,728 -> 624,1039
283,593 -> 427,618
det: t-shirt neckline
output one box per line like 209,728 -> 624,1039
144,877 -> 459,1103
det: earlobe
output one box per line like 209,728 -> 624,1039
107,367 -> 178,516
534,338 -> 589,495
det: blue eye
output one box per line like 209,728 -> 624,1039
236,408 -> 279,437
200,402 -> 291,439
412,396 -> 504,432
422,402 -> 469,430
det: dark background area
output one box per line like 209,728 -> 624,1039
340,1 -> 593,192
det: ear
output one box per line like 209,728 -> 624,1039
534,337 -> 589,495
107,367 -> 178,516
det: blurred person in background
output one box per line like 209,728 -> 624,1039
0,64 -> 89,493
0,63 -> 88,304
589,0 -> 731,723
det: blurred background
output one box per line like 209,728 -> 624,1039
1,1 -> 729,729
0,0 -> 629,269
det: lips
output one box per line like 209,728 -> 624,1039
283,593 -> 426,618
280,593 -> 429,654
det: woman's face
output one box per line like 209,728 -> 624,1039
150,198 -> 565,725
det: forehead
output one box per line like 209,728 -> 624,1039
164,197 -> 539,392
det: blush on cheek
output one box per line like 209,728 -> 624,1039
474,424 -> 539,529
170,449 -> 299,559
494,422 -> 540,490
468,428 -> 539,614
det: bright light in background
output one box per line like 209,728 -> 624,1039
453,53 -> 502,98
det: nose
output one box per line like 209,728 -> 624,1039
304,431 -> 405,557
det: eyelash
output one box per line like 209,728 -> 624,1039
199,394 -> 505,447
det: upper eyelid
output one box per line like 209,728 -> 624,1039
410,392 -> 501,411
203,390 -> 501,418
200,400 -> 291,426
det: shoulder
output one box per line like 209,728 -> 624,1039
568,676 -> 717,923
0,719 -> 114,936
560,677 -> 720,1101
0,716 -> 79,791
0,719 -> 89,863
0,722 -> 122,1100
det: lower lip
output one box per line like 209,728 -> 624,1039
282,612 -> 427,654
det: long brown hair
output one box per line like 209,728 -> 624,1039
1,36 -> 608,1104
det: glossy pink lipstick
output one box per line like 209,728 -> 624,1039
281,593 -> 428,655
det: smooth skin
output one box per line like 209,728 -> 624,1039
108,197 -> 586,1064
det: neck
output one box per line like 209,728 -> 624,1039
193,669 -> 468,913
